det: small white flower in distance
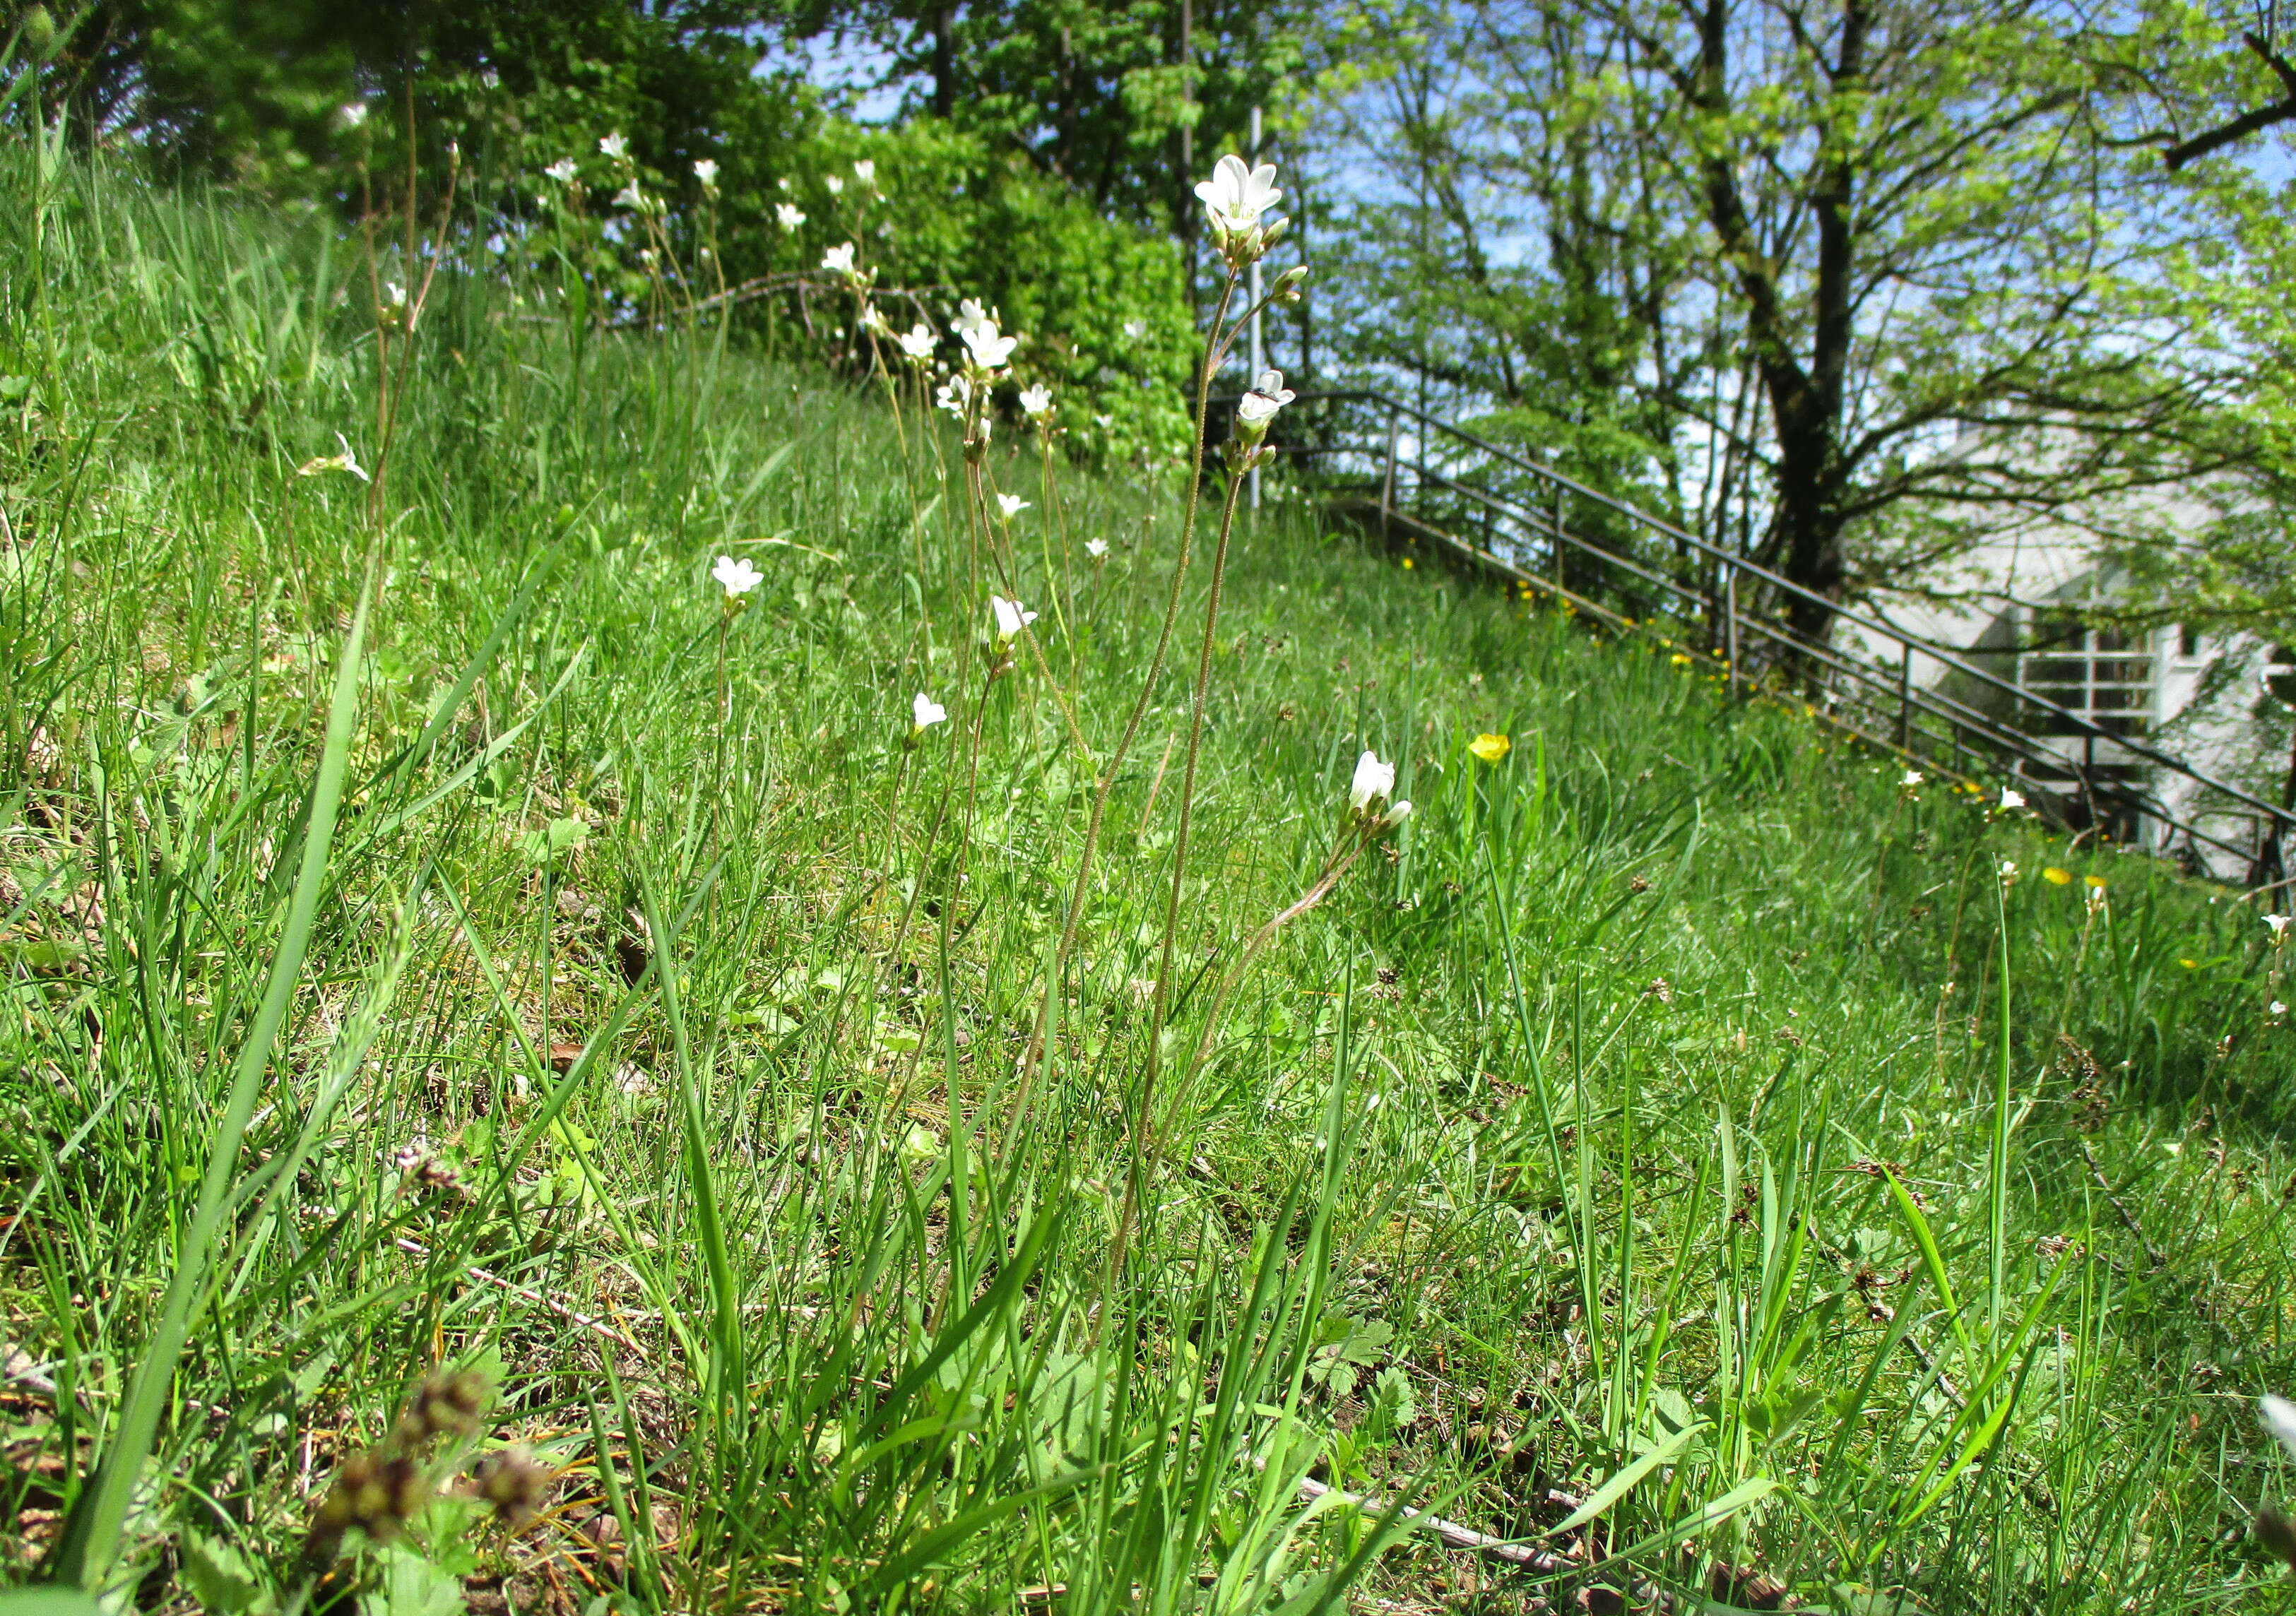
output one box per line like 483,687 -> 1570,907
1351,749 -> 1396,813
340,102 -> 369,129
2275,1001 -> 2290,1016
962,319 -> 1019,372
821,242 -> 857,275
861,304 -> 892,335
1365,1091 -> 1383,1110
898,323 -> 936,360
853,158 -> 876,184
2001,788 -> 2026,810
599,132 -> 629,160
2264,1395 -> 2296,1461
1123,319 -> 1147,341
912,692 -> 947,730
995,493 -> 1031,519
778,176 -> 792,191
1999,859 -> 2018,881
824,174 -> 845,195
935,375 -> 971,418
1018,383 -> 1053,418
1086,538 -> 1108,558
383,280 -> 406,307
990,596 -> 1037,638
1380,799 -> 1414,829
2267,913 -> 2292,935
712,554 -> 764,598
1094,413 -> 1113,429
1194,153 -> 1282,230
776,202 -> 806,230
694,158 -> 718,186
957,297 -> 991,338
614,183 -> 645,210
1900,769 -> 1923,788
543,158 -> 577,184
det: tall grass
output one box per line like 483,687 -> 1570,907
2,141 -> 2294,1615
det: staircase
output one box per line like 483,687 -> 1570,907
1245,388 -> 2296,879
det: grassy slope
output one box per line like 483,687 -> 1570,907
4,153 -> 2295,1614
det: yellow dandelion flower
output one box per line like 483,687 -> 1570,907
2042,867 -> 2073,885
1670,653 -> 1693,666
2179,958 -> 2199,969
2083,875 -> 2107,889
1469,732 -> 1511,763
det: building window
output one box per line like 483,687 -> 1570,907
2017,608 -> 2153,738
2179,624 -> 2201,659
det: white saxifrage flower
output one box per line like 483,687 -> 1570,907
897,323 -> 936,360
712,555 -> 764,598
2267,913 -> 2292,937
957,298 -> 992,340
990,596 -> 1038,640
1236,369 -> 1296,429
614,184 -> 646,211
2264,1395 -> 2296,1461
599,132 -> 629,160
853,158 -> 877,184
2275,1001 -> 2290,1017
995,494 -> 1031,519
1351,750 -> 1397,815
2001,788 -> 2026,810
1900,769 -> 1924,788
962,318 -> 1019,373
694,158 -> 719,187
821,242 -> 857,276
1123,319 -> 1147,342
1999,859 -> 2019,883
912,692 -> 947,731
1194,153 -> 1282,232
935,375 -> 972,419
1086,538 -> 1108,558
825,173 -> 845,195
543,158 -> 577,184
776,202 -> 806,230
1018,383 -> 1053,419
1380,800 -> 1414,829
341,102 -> 370,129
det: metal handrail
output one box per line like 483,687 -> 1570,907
1234,386 -> 2295,863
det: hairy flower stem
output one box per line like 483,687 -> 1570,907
1002,273 -> 1240,1140
1105,465 -> 1248,1293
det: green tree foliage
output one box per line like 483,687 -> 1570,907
1310,0 -> 2251,645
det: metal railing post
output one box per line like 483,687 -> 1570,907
1551,482 -> 1565,586
1896,643 -> 1913,750
1724,563 -> 1741,699
1379,405 -> 1400,540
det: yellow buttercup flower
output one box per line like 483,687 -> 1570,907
2083,874 -> 2107,889
1469,732 -> 1511,763
2042,867 -> 2073,885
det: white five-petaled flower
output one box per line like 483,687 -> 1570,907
1122,319 -> 1147,342
340,102 -> 369,129
1194,153 -> 1283,231
962,318 -> 1019,372
2267,913 -> 2292,936
1900,769 -> 1924,788
776,202 -> 806,230
543,158 -> 578,184
995,493 -> 1030,519
1237,368 -> 1296,427
2001,788 -> 2026,810
912,692 -> 947,730
694,158 -> 719,186
853,158 -> 877,184
2275,1001 -> 2290,1017
1018,383 -> 1053,419
1086,538 -> 1108,558
825,174 -> 845,195
614,183 -> 646,211
897,323 -> 936,360
1351,749 -> 1397,814
2263,1395 -> 2296,1462
821,242 -> 857,276
712,554 -> 764,598
957,298 -> 991,339
1999,859 -> 2019,881
599,132 -> 629,161
935,374 -> 972,418
990,596 -> 1037,639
